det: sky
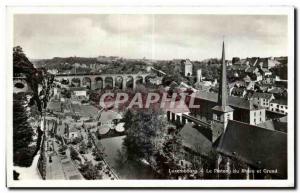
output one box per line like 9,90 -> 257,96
14,14 -> 288,60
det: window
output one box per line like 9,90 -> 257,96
260,111 -> 262,115
227,114 -> 231,119
254,112 -> 256,117
254,118 -> 256,123
260,118 -> 262,122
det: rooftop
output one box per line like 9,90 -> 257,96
271,98 -> 288,105
71,104 -> 99,119
179,123 -> 213,156
216,120 -> 287,178
251,92 -> 274,100
194,91 -> 263,110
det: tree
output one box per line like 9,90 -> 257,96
87,138 -> 93,149
79,161 -> 102,180
122,109 -> 167,161
79,141 -> 87,154
70,146 -> 80,162
71,137 -> 82,145
58,145 -> 67,155
95,161 -> 104,171
92,148 -> 103,161
13,94 -> 36,167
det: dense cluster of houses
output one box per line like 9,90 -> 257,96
47,86 -> 125,143
165,43 -> 287,179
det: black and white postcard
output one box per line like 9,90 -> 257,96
6,6 -> 295,188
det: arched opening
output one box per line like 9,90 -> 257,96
82,77 -> 91,89
104,77 -> 113,90
14,82 -> 25,89
126,76 -> 134,89
136,76 -> 143,85
71,78 -> 81,87
115,76 -> 123,90
145,75 -> 153,84
95,77 -> 103,90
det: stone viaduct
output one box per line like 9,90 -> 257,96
54,73 -> 152,90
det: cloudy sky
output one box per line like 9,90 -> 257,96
14,14 -> 287,60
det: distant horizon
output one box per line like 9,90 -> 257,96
27,54 -> 288,62
14,14 -> 288,60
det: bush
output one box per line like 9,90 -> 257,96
95,162 -> 104,170
71,137 -> 82,145
79,142 -> 87,154
79,161 -> 102,180
13,147 -> 36,167
87,139 -> 93,148
58,145 -> 67,155
70,147 -> 81,162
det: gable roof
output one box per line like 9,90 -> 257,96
216,120 -> 287,178
268,87 -> 285,94
271,98 -> 288,105
258,119 -> 287,133
251,92 -> 274,100
194,91 -> 263,110
179,123 -> 213,156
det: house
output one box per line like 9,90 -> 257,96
269,99 -> 288,115
188,91 -> 266,126
234,80 -> 247,88
245,66 -> 259,74
257,58 -> 279,69
253,71 -> 263,82
216,120 -> 287,179
243,75 -> 252,83
194,81 -> 212,92
70,87 -> 88,97
149,76 -> 163,85
260,68 -> 272,77
67,127 -> 80,139
184,59 -> 193,77
250,92 -> 275,109
246,81 -> 256,90
230,87 -> 246,97
258,116 -> 287,133
268,87 -> 287,98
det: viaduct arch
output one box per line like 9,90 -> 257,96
54,73 -> 151,90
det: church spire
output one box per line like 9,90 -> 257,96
218,41 -> 228,108
212,41 -> 233,113
211,41 -> 233,129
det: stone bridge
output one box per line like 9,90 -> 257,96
54,73 -> 152,90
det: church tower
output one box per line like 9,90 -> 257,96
212,41 -> 233,130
